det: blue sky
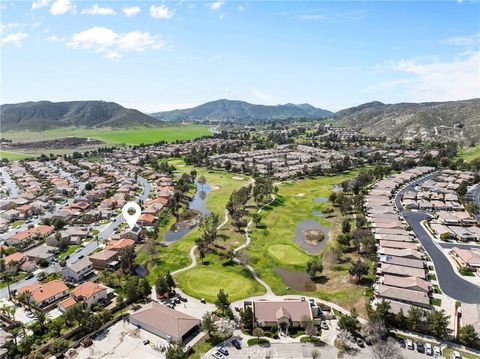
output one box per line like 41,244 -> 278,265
1,0 -> 479,112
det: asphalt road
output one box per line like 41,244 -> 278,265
0,166 -> 19,198
402,211 -> 480,303
394,171 -> 480,303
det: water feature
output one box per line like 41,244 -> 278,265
294,219 -> 329,254
311,210 -> 325,217
163,181 -> 212,243
274,267 -> 316,291
313,196 -> 328,203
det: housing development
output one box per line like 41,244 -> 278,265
1,1 -> 480,359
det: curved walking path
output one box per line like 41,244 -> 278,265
234,193 -> 277,295
172,208 -> 229,275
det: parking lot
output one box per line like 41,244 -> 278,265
70,320 -> 168,359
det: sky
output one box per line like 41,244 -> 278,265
1,0 -> 479,113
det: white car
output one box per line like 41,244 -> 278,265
406,339 -> 414,350
452,351 -> 462,359
433,346 -> 441,357
425,343 -> 432,356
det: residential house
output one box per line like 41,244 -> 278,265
88,249 -> 119,270
62,257 -> 94,282
58,281 -> 108,312
450,247 -> 480,271
249,298 -> 313,330
18,279 -> 68,307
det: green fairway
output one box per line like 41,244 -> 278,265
457,145 -> 480,162
268,244 -> 310,266
248,169 -> 371,310
1,125 -> 211,145
174,262 -> 266,302
0,151 -> 33,160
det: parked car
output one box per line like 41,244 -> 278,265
212,352 -> 224,359
218,347 -> 229,356
78,255 -> 84,260
65,255 -> 70,260
201,298 -> 206,304
231,338 -> 242,350
425,343 -> 433,356
356,338 -> 365,348
417,341 -> 425,353
25,273 -> 34,280
452,351 -> 462,359
321,321 -> 329,330
433,346 -> 441,357
398,339 -> 406,348
309,298 -> 315,306
406,339 -> 414,350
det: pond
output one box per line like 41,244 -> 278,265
274,267 -> 316,292
294,219 -> 330,254
313,196 -> 328,203
163,181 -> 212,243
311,210 -> 325,217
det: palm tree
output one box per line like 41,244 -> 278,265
18,290 -> 33,312
34,309 -> 48,332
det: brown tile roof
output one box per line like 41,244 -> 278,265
72,281 -> 106,299
18,279 -> 68,303
106,238 -> 135,251
253,299 -> 312,323
129,302 -> 200,339
383,275 -> 432,292
4,252 -> 26,265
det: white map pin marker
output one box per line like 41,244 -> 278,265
122,201 -> 141,230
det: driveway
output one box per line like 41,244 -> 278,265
402,211 -> 480,303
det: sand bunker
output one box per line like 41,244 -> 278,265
232,176 -> 244,180
295,193 -> 305,197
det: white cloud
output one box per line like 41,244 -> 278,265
50,0 -> 75,15
82,4 -> 116,16
32,0 -> 50,9
371,52 -> 480,102
210,1 -> 225,11
150,5 -> 174,19
67,26 -> 164,60
0,22 -> 20,33
237,5 -> 245,11
46,35 -> 63,42
122,6 -> 141,17
0,32 -> 28,45
442,33 -> 480,46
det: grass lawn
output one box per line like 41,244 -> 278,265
10,219 -> 25,228
248,169 -> 373,313
457,145 -> 480,162
187,337 -> 214,359
268,244 -> 310,266
0,272 -> 26,289
58,245 -> 80,260
174,258 -> 266,302
2,125 -> 211,145
443,348 -> 480,359
0,151 -> 33,160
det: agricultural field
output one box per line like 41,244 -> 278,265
0,150 -> 33,160
1,125 -> 211,147
248,169 -> 373,314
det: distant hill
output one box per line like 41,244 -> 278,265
0,101 -> 163,131
333,99 -> 480,142
150,99 -> 333,122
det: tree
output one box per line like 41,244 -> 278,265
407,306 -> 425,332
165,341 -> 187,359
50,338 -> 69,354
119,246 -> 137,274
338,310 -> 360,334
311,348 -> 321,359
199,213 -> 220,247
215,289 -> 232,318
372,337 -> 402,359
240,306 -> 254,330
252,177 -> 275,206
348,260 -> 369,283
215,318 -> 235,340
306,257 -> 323,280
197,175 -> 207,189
342,218 -> 351,234
427,309 -> 451,339
458,324 -> 478,346
201,312 -> 215,337
253,327 -> 264,339
369,300 -> 394,331
47,317 -> 64,337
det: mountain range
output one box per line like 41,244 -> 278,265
333,98 -> 480,142
0,101 -> 162,131
150,99 -> 333,122
1,98 -> 479,142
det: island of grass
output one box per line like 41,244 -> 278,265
457,145 -> 480,162
0,151 -> 33,160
